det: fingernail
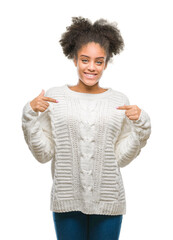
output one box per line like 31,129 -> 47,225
56,100 -> 59,103
116,107 -> 119,109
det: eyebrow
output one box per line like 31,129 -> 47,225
80,55 -> 105,59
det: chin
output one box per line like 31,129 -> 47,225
82,80 -> 98,86
80,77 -> 101,86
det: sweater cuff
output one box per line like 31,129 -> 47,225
132,108 -> 145,125
23,101 -> 39,117
125,109 -> 151,141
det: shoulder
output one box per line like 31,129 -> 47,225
44,85 -> 65,97
111,88 -> 130,104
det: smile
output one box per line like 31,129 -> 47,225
84,73 -> 97,79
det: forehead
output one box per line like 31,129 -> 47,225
78,42 -> 106,57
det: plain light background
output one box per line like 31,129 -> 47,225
0,0 -> 172,239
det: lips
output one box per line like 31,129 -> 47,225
84,72 -> 97,75
84,72 -> 97,79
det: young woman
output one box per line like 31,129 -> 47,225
22,16 -> 151,240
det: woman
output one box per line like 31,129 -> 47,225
21,16 -> 151,240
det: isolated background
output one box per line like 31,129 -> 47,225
1,0 -> 172,239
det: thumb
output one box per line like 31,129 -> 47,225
39,89 -> 45,97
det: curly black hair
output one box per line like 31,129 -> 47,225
59,16 -> 125,64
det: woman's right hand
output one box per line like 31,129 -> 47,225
30,89 -> 58,113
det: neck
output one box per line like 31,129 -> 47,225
74,80 -> 104,94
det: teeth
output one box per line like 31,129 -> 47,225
85,73 -> 96,78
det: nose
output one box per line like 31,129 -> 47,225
87,61 -> 96,72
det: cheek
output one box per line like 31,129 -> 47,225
98,66 -> 105,74
76,65 -> 84,78
76,62 -> 82,69
78,65 -> 86,73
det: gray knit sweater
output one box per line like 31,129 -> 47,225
21,84 -> 151,215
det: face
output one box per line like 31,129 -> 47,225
73,42 -> 108,87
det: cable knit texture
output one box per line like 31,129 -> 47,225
21,84 -> 151,215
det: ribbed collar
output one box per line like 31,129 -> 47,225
64,84 -> 112,99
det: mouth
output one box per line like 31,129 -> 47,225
84,72 -> 97,79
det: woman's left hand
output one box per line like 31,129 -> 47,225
116,105 -> 141,121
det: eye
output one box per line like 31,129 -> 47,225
96,61 -> 103,65
82,59 -> 88,63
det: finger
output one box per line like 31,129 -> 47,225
125,109 -> 136,116
37,102 -> 48,112
40,101 -> 49,109
116,105 -> 132,110
39,106 -> 48,112
42,96 -> 58,103
38,89 -> 45,97
127,115 -> 139,120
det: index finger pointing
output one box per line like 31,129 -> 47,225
116,105 -> 131,109
43,96 -> 58,103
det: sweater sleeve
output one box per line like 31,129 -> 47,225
114,95 -> 151,168
21,90 -> 55,164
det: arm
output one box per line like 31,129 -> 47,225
114,95 -> 151,168
21,90 -> 55,164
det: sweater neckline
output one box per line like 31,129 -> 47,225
64,84 -> 112,99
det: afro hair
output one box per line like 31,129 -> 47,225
59,16 -> 125,64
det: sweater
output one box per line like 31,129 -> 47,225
21,84 -> 151,216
